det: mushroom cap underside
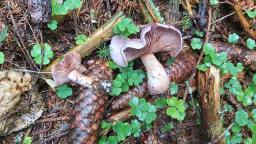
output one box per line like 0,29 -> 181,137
110,23 -> 183,67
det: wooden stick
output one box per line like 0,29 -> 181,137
232,0 -> 256,39
197,66 -> 225,144
139,0 -> 163,23
43,11 -> 124,72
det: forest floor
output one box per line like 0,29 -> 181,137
0,0 -> 256,144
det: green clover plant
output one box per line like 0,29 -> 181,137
113,17 -> 139,37
47,19 -> 58,30
56,84 -> 73,99
75,34 -> 88,45
51,0 -> 82,16
129,97 -> 157,125
166,97 -> 186,121
108,61 -> 145,96
31,43 -> 54,65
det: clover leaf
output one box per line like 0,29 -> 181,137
129,97 -> 157,124
113,17 -> 139,37
56,84 -> 73,99
23,136 -> 32,144
113,122 -> 132,141
31,43 -> 54,65
0,25 -> 8,43
110,62 -> 145,96
63,0 -> 82,10
191,38 -> 202,50
228,33 -> 240,44
0,52 -> 4,64
235,109 -> 249,126
210,0 -> 218,5
47,19 -> 58,30
252,109 -> 256,122
246,9 -> 256,19
246,38 -> 256,49
166,97 -> 186,121
169,82 -> 178,95
75,34 -> 88,45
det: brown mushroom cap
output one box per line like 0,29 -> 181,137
51,52 -> 87,86
110,23 -> 183,67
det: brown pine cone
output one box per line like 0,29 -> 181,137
69,59 -> 112,144
165,50 -> 198,83
111,82 -> 148,110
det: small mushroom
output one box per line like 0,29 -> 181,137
110,23 -> 183,94
51,52 -> 93,87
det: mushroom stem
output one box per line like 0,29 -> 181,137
141,54 -> 170,94
68,70 -> 93,88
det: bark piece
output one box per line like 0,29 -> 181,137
197,66 -> 224,143
69,59 -> 112,144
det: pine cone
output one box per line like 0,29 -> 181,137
69,59 -> 112,144
165,50 -> 198,83
111,82 -> 148,110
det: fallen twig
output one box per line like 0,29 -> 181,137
43,11 -> 124,72
232,0 -> 256,39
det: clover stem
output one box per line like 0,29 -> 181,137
68,70 -> 93,88
141,54 -> 170,94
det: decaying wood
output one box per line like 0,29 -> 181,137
232,0 -> 256,39
111,50 -> 198,110
43,11 -> 124,72
197,66 -> 224,144
69,59 -> 112,144
212,41 -> 256,71
139,0 -> 162,23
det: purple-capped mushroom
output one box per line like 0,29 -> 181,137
110,23 -> 183,94
51,52 -> 93,87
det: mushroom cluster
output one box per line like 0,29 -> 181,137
110,23 -> 183,94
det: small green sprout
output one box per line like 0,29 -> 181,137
169,82 -> 178,95
97,44 -> 111,59
47,19 -> 58,30
23,136 -> 32,144
228,33 -> 240,44
31,43 -> 54,65
191,38 -> 202,50
246,38 -> 256,49
56,84 -> 73,99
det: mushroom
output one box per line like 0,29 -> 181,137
110,23 -> 183,94
51,52 -> 93,87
